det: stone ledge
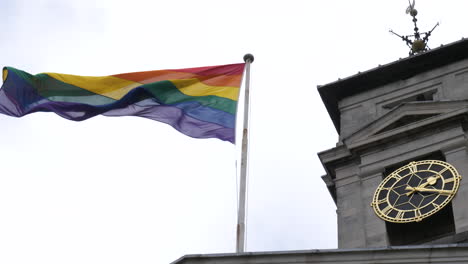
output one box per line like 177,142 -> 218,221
171,243 -> 468,264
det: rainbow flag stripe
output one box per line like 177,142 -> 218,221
0,63 -> 245,143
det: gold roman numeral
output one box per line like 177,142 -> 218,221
396,211 -> 405,220
376,199 -> 387,205
371,199 -> 388,207
439,167 -> 448,175
415,209 -> 423,222
444,178 -> 455,183
409,162 -> 417,174
427,161 -> 434,170
381,205 -> 392,215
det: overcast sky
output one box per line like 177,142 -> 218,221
1,1 -> 468,264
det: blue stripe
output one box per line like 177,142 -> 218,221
169,101 -> 235,129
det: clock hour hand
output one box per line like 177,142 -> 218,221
405,186 -> 454,195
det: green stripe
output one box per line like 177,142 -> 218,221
7,67 -> 37,87
6,67 -> 116,106
140,81 -> 237,115
35,73 -> 116,105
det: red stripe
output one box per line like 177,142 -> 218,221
170,63 -> 245,76
113,71 -> 242,87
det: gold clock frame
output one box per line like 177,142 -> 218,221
371,160 -> 462,223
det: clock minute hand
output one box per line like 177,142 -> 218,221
414,187 -> 453,195
405,186 -> 454,195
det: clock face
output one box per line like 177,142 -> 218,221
371,160 -> 462,223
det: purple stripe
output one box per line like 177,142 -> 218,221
104,100 -> 235,143
2,97 -> 235,142
19,99 -> 234,143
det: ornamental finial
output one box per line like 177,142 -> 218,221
390,1 -> 439,56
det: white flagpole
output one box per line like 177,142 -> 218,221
236,53 -> 254,253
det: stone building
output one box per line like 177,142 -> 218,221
171,38 -> 468,264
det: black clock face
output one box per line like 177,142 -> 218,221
371,160 -> 461,223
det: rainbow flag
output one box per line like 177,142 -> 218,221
0,63 -> 245,143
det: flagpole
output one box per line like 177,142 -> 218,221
236,53 -> 254,253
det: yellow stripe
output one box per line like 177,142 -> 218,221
45,73 -> 142,100
2,68 -> 8,82
171,79 -> 240,101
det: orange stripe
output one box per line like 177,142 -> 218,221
113,70 -> 242,87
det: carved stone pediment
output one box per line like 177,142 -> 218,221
344,100 -> 468,150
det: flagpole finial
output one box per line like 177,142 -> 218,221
243,54 -> 254,63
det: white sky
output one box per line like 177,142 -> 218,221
1,1 -> 468,263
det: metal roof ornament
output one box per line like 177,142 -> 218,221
390,0 -> 439,56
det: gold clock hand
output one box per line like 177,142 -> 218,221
405,186 -> 419,196
405,174 -> 441,196
426,174 -> 441,186
405,186 -> 454,195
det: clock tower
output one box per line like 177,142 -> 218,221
318,38 -> 468,248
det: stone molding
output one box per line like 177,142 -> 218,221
172,244 -> 468,264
